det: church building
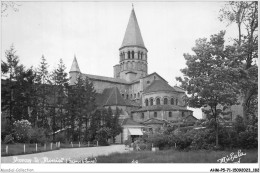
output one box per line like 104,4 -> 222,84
69,7 -> 195,143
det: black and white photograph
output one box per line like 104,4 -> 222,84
1,1 -> 259,172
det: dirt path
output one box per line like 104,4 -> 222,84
1,145 -> 128,163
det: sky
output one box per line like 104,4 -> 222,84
1,1 -> 238,119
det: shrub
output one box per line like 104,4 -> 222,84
95,127 -> 111,146
3,134 -> 14,144
146,133 -> 170,150
124,139 -> 132,146
189,128 -> 215,150
238,125 -> 258,149
29,127 -> 47,144
13,119 -> 32,143
54,133 -> 66,143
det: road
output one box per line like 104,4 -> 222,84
1,145 -> 128,163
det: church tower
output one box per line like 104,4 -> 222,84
69,55 -> 81,85
114,6 -> 148,82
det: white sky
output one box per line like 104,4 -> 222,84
1,1 -> 238,119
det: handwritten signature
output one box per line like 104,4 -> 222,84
217,150 -> 246,163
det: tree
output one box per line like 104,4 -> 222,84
35,55 -> 51,129
176,32 -> 240,147
66,75 -> 96,142
219,1 -> 258,123
110,107 -> 122,143
1,45 -> 35,123
50,59 -> 69,137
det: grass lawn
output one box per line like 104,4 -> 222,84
1,143 -> 59,157
94,149 -> 258,163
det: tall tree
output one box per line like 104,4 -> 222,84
35,55 -> 50,129
1,45 -> 25,123
177,32 -> 240,147
50,59 -> 69,135
219,1 -> 258,122
66,76 -> 96,142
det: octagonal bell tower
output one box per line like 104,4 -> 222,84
114,6 -> 148,82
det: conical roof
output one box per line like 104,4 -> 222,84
70,56 -> 80,72
120,8 -> 146,49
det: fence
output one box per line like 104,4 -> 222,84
1,142 -> 60,156
2,141 -> 101,156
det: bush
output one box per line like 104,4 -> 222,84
238,125 -> 258,149
13,119 -> 32,143
3,134 -> 14,144
29,127 -> 47,144
189,129 -> 215,150
54,133 -> 66,143
95,127 -> 111,146
124,139 -> 132,146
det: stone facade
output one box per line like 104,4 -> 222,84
69,7 -> 195,136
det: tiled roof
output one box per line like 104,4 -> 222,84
143,80 -> 176,94
82,73 -> 129,84
95,87 -> 138,107
120,8 -> 146,50
121,118 -> 145,126
142,118 -> 168,125
132,104 -> 193,112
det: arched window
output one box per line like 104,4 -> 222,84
141,113 -> 144,119
169,111 -> 172,117
122,94 -> 124,98
126,94 -> 129,99
132,51 -> 134,59
130,94 -> 132,99
138,52 -> 140,59
176,98 -> 178,105
164,98 -> 168,105
145,99 -> 148,106
138,92 -> 140,98
156,98 -> 160,105
171,98 -> 174,105
134,93 -> 136,98
150,98 -> 154,106
128,51 -> 130,59
154,112 -> 157,118
141,52 -> 143,59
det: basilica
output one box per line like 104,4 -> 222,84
69,7 -> 196,143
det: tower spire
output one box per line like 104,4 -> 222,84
70,55 -> 81,73
120,6 -> 146,50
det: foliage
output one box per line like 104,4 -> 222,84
219,1 -> 258,122
1,45 -> 36,124
66,76 -> 96,142
124,139 -> 132,146
54,133 -> 67,143
3,134 -> 14,144
13,119 -> 32,143
176,31 -> 241,147
110,107 -> 122,142
35,55 -> 51,129
29,127 -> 47,144
50,59 -> 69,136
95,127 -> 112,146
